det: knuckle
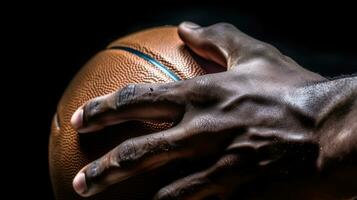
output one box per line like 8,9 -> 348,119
147,82 -> 186,105
154,83 -> 176,102
155,187 -> 176,200
246,128 -> 281,145
191,116 -> 218,133
83,97 -> 104,122
185,76 -> 221,106
115,84 -> 137,108
193,76 -> 212,90
114,134 -> 174,168
227,135 -> 261,155
115,83 -> 182,107
200,23 -> 237,40
115,139 -> 139,167
216,154 -> 240,170
247,42 -> 282,61
86,160 -> 102,180
211,22 -> 236,33
247,128 -> 269,140
249,43 -> 272,56
150,135 -> 173,153
206,155 -> 241,182
141,134 -> 173,156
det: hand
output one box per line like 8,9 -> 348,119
70,22 -> 354,199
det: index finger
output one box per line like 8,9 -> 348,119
71,82 -> 185,133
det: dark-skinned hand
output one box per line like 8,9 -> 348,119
71,22 -> 357,199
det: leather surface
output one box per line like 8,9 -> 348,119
49,27 -> 207,200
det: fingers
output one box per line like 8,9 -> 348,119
154,154 -> 257,200
178,22 -> 250,68
178,22 -> 232,67
71,73 -> 226,133
72,125 -> 205,197
71,82 -> 185,133
154,172 -> 222,200
178,22 -> 282,69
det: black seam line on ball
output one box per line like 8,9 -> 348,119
109,46 -> 181,81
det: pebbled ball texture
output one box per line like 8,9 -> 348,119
48,26 -> 218,200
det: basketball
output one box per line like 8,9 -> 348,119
48,26 -> 221,200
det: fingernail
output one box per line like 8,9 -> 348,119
73,172 -> 87,195
182,21 -> 200,29
71,108 -> 83,130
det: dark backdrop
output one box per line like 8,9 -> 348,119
14,4 -> 356,199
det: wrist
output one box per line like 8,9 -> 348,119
311,77 -> 356,171
286,76 -> 357,171
316,77 -> 356,171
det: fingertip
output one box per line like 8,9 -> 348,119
73,172 -> 88,196
179,21 -> 201,29
178,22 -> 204,54
71,108 -> 83,130
178,21 -> 200,40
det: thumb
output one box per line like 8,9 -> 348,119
178,21 -> 231,67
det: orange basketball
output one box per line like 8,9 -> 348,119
48,26 -> 221,200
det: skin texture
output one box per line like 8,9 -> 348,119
70,22 -> 357,199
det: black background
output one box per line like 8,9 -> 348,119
9,3 -> 356,199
